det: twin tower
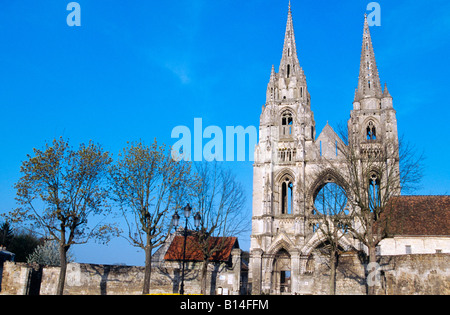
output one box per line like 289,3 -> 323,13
250,4 -> 399,294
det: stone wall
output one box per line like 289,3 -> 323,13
262,253 -> 449,295
39,263 -> 145,295
1,249 -> 243,295
1,253 -> 448,295
377,254 -> 450,295
1,262 -> 32,295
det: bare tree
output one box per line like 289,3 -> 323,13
10,137 -> 116,295
109,140 -> 193,294
313,182 -> 352,295
327,128 -> 424,294
188,161 -> 248,295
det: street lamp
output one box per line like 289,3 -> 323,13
172,204 -> 201,295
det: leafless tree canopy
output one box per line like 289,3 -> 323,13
188,161 -> 249,295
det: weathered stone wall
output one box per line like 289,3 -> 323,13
377,254 -> 450,295
1,253 -> 448,295
265,253 -> 449,295
39,263 -> 146,295
0,262 -> 31,295
295,252 -> 366,295
1,251 -> 243,295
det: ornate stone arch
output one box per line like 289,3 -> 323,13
307,168 -> 349,206
262,232 -> 296,293
267,231 -> 296,256
274,168 -> 296,184
299,230 -> 353,274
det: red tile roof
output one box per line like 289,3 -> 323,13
164,236 -> 239,262
383,195 -> 450,236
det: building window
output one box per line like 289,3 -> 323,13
405,245 -> 412,254
281,112 -> 293,137
281,178 -> 293,215
368,172 -> 381,211
366,121 -> 377,140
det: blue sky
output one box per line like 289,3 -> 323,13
1,0 -> 449,266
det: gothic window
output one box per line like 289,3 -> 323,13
281,112 -> 293,137
287,64 -> 291,78
368,172 -> 381,211
405,245 -> 412,254
281,178 -> 293,215
366,121 -> 377,140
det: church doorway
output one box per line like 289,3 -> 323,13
271,249 -> 291,294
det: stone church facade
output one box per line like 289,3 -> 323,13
249,4 -> 403,295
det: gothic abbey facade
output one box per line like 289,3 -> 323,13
249,4 -> 401,294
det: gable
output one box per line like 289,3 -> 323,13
316,123 -> 345,160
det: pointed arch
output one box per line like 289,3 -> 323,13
267,231 -> 296,256
307,168 -> 349,206
280,109 -> 294,137
274,168 -> 296,215
300,229 -> 353,258
274,167 -> 296,183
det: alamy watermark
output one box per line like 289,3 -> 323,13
63,2 -> 380,28
171,118 -> 257,162
367,262 -> 383,287
67,2 -> 81,27
367,2 -> 381,26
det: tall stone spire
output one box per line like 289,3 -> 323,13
265,1 -> 309,104
279,1 -> 302,79
355,14 -> 382,102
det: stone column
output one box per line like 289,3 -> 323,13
290,249 -> 301,294
249,248 -> 263,295
231,248 -> 242,295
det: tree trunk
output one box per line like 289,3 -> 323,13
200,260 -> 209,295
143,243 -> 153,295
329,250 -> 337,295
57,243 -> 67,295
367,244 -> 377,295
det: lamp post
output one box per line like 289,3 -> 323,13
172,204 -> 201,295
